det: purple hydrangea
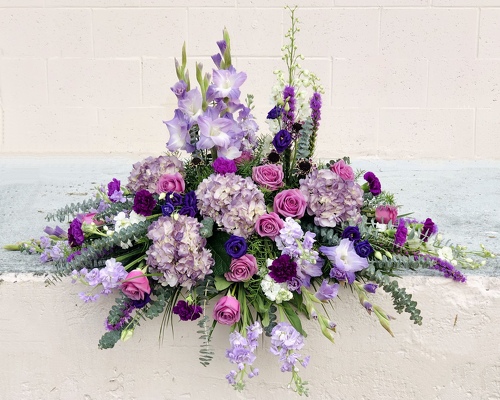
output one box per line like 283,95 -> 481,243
173,300 -> 203,321
133,189 -> 157,217
127,155 -> 184,193
269,254 -> 298,284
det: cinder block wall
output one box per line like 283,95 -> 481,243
0,1 -> 499,159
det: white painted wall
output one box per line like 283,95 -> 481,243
1,274 -> 499,399
0,1 -> 499,159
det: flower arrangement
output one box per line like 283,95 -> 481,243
7,7 -> 495,396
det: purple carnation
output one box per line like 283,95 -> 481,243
354,240 -> 373,258
173,300 -> 203,321
421,218 -> 437,242
363,172 -> 382,196
342,226 -> 361,241
394,219 -> 408,247
213,157 -> 237,175
269,254 -> 298,283
224,235 -> 247,258
68,218 -> 84,248
107,178 -> 121,198
272,130 -> 292,154
133,189 -> 157,216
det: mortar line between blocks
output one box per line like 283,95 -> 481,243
476,7 -> 481,58
473,107 -> 477,158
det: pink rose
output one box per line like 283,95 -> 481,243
212,296 -> 241,325
224,254 -> 258,282
273,189 -> 307,218
81,212 -> 104,226
252,164 -> 284,191
255,212 -> 284,240
331,160 -> 354,181
120,269 -> 151,300
156,172 -> 185,194
375,205 -> 398,225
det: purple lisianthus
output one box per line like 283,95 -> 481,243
268,254 -> 298,284
342,226 -> 361,242
354,240 -> 374,258
167,192 -> 184,207
224,235 -> 248,258
421,218 -> 437,242
179,205 -> 197,217
213,157 -> 237,175
161,203 -> 174,217
133,189 -> 157,217
363,172 -> 382,196
315,279 -> 339,301
272,130 -> 292,154
173,300 -> 203,321
131,293 -> 151,309
267,106 -> 283,120
394,219 -> 408,247
68,218 -> 84,247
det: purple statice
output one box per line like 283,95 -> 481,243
212,157 -> 237,175
127,155 -> 184,194
394,219 -> 408,247
310,92 -> 322,127
363,172 -> 382,196
270,322 -> 310,376
427,256 -> 467,282
272,129 -> 292,154
146,215 -> 214,289
300,169 -> 364,228
225,321 -> 262,389
421,218 -> 437,242
267,106 -> 283,120
172,300 -> 203,321
195,173 -> 266,238
133,189 -> 157,217
315,279 -> 339,301
282,86 -> 296,130
224,235 -> 248,258
321,239 -> 369,284
269,254 -> 298,283
68,218 -> 84,247
342,226 -> 361,242
354,240 -> 374,258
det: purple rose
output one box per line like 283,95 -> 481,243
363,172 -> 381,196
68,218 -> 84,248
252,164 -> 284,191
354,240 -> 373,258
315,279 -> 339,301
255,212 -> 284,240
224,254 -> 258,282
156,172 -> 185,194
107,178 -> 121,198
213,296 -> 241,325
268,254 -> 297,283
273,189 -> 307,218
272,129 -> 292,153
421,218 -> 436,242
375,205 -> 398,225
173,300 -> 203,321
331,160 -> 354,181
224,235 -> 247,258
212,157 -> 237,175
133,189 -> 157,216
341,226 -> 361,242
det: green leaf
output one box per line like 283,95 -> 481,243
214,275 -> 232,291
281,302 -> 307,337
98,330 -> 122,350
206,231 -> 231,276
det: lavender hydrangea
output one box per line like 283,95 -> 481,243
146,215 -> 214,289
300,168 -> 364,228
127,155 -> 184,194
195,173 -> 266,238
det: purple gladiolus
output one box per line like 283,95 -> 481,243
363,283 -> 378,294
315,279 -> 339,301
210,67 -> 247,101
321,239 -> 368,284
164,109 -> 195,153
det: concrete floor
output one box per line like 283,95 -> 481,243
1,155 -> 499,274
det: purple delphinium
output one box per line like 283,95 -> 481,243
212,157 -> 237,175
224,235 -> 248,258
394,219 -> 408,247
282,86 -> 296,130
68,218 -> 84,247
427,256 -> 467,282
421,218 -> 437,242
310,92 -> 322,127
315,279 -> 339,301
341,226 -> 361,242
363,172 -> 382,196
269,254 -> 298,284
267,106 -> 283,120
272,129 -> 292,154
105,303 -> 134,331
172,300 -> 203,321
133,189 -> 157,217
354,240 -> 374,258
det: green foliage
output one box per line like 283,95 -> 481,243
296,117 -> 314,160
197,315 -> 215,367
301,220 -> 341,247
205,230 -> 231,276
263,304 -> 278,337
183,153 -> 214,192
96,201 -> 131,221
45,197 -> 102,222
144,286 -> 175,320
98,330 -> 122,350
199,217 -> 214,238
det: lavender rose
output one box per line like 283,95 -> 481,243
252,164 -> 284,191
133,189 -> 157,216
273,189 -> 307,218
156,172 -> 185,194
120,269 -> 151,301
224,254 -> 258,282
331,160 -> 354,181
255,212 -> 284,240
213,296 -> 241,325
